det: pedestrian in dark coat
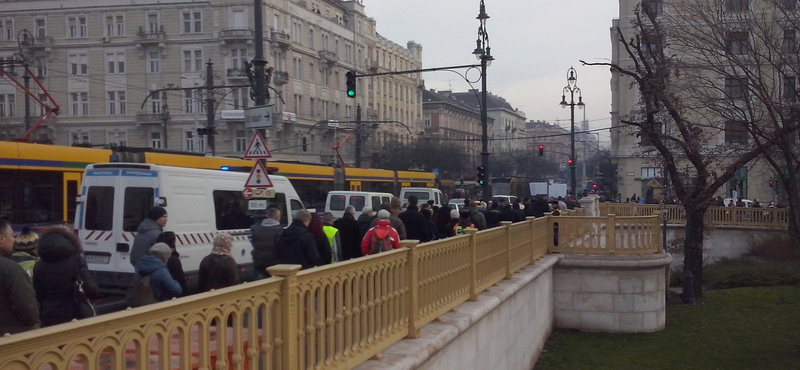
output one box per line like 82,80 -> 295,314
0,220 -> 39,335
33,227 -> 102,327
198,233 -> 240,292
530,195 -> 551,218
136,243 -> 182,301
308,213 -> 332,266
156,231 -> 187,295
251,207 -> 284,278
130,206 -> 168,267
357,207 -> 374,240
398,195 -> 432,242
433,205 -> 454,237
333,206 -> 362,260
497,200 -> 524,223
277,210 -> 321,270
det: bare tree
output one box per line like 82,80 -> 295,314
586,0 -> 800,298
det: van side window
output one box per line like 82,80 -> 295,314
329,195 -> 346,211
349,195 -> 366,212
381,196 -> 391,206
123,187 -> 155,231
370,196 -> 381,210
85,186 -> 114,231
289,199 -> 304,224
213,190 -> 255,230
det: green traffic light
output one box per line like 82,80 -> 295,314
347,90 -> 355,97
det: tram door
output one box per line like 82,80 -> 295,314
63,172 -> 81,226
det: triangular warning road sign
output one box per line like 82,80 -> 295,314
244,131 -> 272,159
245,161 -> 273,188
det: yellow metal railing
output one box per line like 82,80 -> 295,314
600,203 -> 789,228
0,213 -> 660,370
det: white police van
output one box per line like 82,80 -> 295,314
74,163 -> 304,291
324,191 -> 394,219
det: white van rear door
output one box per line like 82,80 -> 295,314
78,168 -> 159,274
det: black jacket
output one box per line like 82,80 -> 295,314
277,220 -> 321,270
251,219 -> 284,275
398,206 -> 432,242
166,251 -> 188,294
497,206 -> 525,223
333,213 -> 362,260
530,199 -> 550,218
33,228 -> 101,327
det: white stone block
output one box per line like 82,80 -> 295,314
642,311 -> 658,329
554,271 -> 581,292
633,292 -> 663,312
555,310 -> 581,329
618,312 -> 643,332
573,292 -> 613,312
554,291 -> 573,310
619,275 -> 643,293
581,274 -> 620,293
642,274 -> 659,292
613,294 -> 634,312
581,311 -> 619,331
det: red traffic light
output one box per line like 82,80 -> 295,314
769,180 -> 775,188
592,183 -> 597,188
567,158 -> 574,165
538,145 -> 544,156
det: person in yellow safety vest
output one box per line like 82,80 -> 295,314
322,212 -> 343,263
455,210 -> 476,235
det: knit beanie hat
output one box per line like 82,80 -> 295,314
377,209 -> 391,220
14,227 -> 39,252
149,242 -> 172,260
450,209 -> 460,219
212,233 -> 233,255
147,206 -> 168,221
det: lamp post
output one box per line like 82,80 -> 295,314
473,0 -> 494,203
560,67 -> 584,196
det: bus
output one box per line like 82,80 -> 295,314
0,141 -> 435,230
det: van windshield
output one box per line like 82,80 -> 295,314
85,186 -> 114,231
404,191 -> 431,200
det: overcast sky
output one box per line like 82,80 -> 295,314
363,0 -> 619,143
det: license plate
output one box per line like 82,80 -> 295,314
85,255 -> 110,264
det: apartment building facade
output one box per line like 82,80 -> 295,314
0,0 -> 422,166
610,0 -> 781,203
421,88 -> 486,167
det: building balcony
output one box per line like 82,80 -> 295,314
136,112 -> 166,123
272,70 -> 289,85
227,68 -> 249,80
270,30 -> 290,49
367,59 -> 379,72
136,26 -> 165,45
319,50 -> 337,66
220,28 -> 253,44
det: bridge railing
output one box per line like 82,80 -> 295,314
599,203 -> 789,228
0,213 -> 660,370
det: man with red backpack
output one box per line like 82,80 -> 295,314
360,210 -> 401,256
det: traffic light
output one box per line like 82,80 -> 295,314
769,180 -> 774,188
592,183 -> 598,189
302,137 -> 308,152
538,145 -> 544,156
477,165 -> 486,186
567,158 -> 574,166
345,71 -> 356,98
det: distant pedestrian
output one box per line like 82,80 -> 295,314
156,231 -> 187,295
130,206 -> 168,267
361,210 -> 401,255
398,195 -> 432,242
420,209 -> 442,241
308,213 -> 333,266
277,210 -> 321,270
322,212 -> 343,263
198,233 -> 240,292
334,206 -> 363,260
251,207 -> 284,279
33,227 -> 102,327
0,219 -> 39,335
497,199 -> 524,223
10,227 -> 40,278
466,200 -> 487,230
135,243 -> 182,302
357,206 -> 374,241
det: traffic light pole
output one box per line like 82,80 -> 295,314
355,105 -> 362,168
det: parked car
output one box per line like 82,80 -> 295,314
723,198 -> 753,208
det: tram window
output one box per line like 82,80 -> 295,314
349,195 -> 366,212
66,180 -> 78,223
85,186 -> 114,231
123,187 -> 155,231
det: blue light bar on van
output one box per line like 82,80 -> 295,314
220,166 -> 230,171
109,154 -> 120,162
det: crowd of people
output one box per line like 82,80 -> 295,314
0,193 -> 576,336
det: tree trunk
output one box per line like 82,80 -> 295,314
683,205 -> 707,299
786,186 -> 800,244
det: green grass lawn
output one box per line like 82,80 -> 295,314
534,286 -> 800,370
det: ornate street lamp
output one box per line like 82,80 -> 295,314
472,0 -> 494,202
560,67 -> 584,196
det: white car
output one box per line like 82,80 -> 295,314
723,198 -> 753,208
491,195 -> 524,209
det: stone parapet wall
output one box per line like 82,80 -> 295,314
553,253 -> 672,333
354,256 -> 559,370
